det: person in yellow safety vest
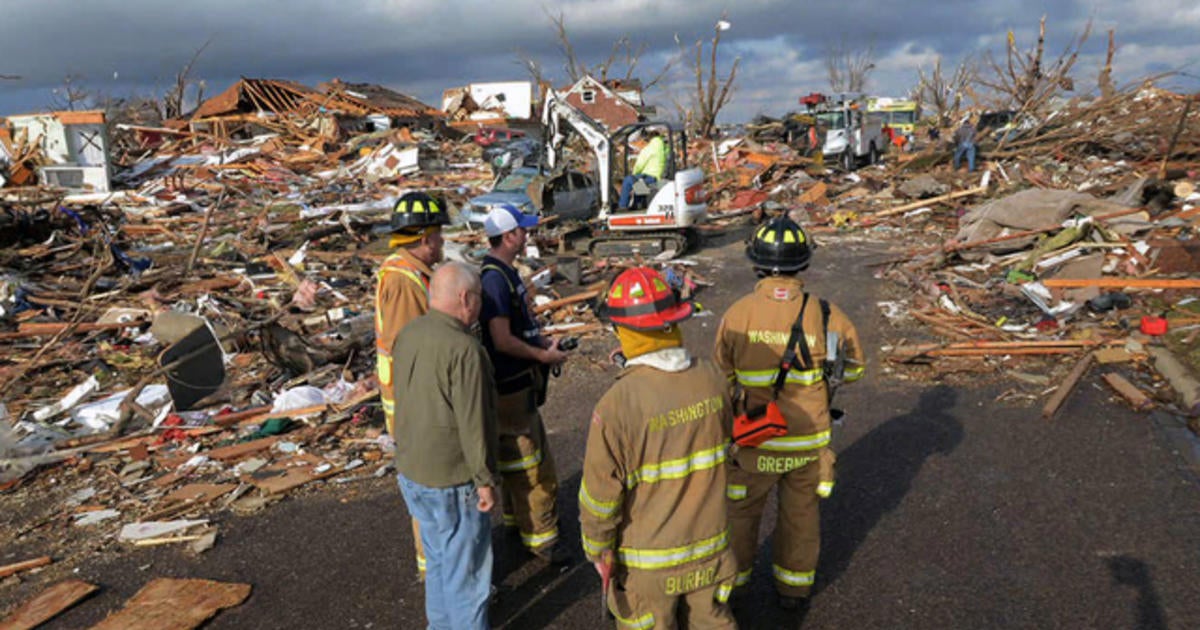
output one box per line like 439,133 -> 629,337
376,190 -> 447,581
618,129 -> 667,209
714,216 -> 865,610
581,266 -> 738,628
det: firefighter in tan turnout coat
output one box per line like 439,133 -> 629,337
375,191 -> 446,580
714,216 -> 864,608
580,266 -> 738,629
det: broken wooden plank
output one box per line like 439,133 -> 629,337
533,289 -> 602,315
89,578 -> 251,630
1042,351 -> 1096,420
0,556 -> 52,579
1101,373 -> 1154,411
796,181 -> 829,205
131,534 -> 209,547
0,320 -> 146,340
873,185 -> 987,218
161,483 -> 237,506
542,322 -> 605,336
206,436 -> 285,462
1040,278 -> 1200,290
243,453 -> 341,495
0,579 -> 98,630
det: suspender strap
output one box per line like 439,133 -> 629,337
772,293 -> 811,399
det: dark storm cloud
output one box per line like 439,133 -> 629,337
0,0 -> 1195,120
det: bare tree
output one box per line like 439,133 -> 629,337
161,38 -> 212,120
549,10 -> 586,82
825,41 -> 875,93
1097,28 -> 1117,99
513,50 -> 547,91
688,17 -> 740,139
916,56 -> 977,127
535,10 -> 676,90
49,73 -> 93,111
977,15 -> 1092,112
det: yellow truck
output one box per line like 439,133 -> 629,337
868,97 -> 919,147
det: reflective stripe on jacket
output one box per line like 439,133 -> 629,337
580,356 -> 734,572
374,250 -> 432,432
714,276 -> 864,452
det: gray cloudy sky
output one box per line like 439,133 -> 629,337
1,0 -> 1197,122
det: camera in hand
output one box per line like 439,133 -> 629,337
550,336 -> 579,377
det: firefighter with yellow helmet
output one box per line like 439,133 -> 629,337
581,266 -> 738,628
714,216 -> 865,609
376,190 -> 447,581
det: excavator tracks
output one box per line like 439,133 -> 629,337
585,229 -> 698,259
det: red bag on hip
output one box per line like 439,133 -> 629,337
732,401 -> 788,447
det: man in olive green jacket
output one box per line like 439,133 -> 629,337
393,261 -> 499,630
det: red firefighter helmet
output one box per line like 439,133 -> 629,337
603,266 -> 693,330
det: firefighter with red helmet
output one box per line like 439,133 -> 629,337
580,266 -> 738,628
714,216 -> 865,609
376,190 -> 447,581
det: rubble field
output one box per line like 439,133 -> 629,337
1,76 -> 1198,626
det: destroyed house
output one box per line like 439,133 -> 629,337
187,78 -> 442,139
561,75 -> 642,131
1,110 -> 111,191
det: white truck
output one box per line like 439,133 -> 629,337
800,92 -> 885,171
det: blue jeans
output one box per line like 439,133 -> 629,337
397,474 -> 492,630
953,142 -> 976,172
618,174 -> 657,209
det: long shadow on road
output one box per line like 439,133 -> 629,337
734,385 -> 963,629
1107,556 -> 1168,630
489,471 -> 590,630
817,384 -> 964,593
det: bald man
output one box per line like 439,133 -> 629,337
392,262 -> 499,630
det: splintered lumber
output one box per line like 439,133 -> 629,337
1101,373 -> 1154,411
796,181 -> 829,205
206,435 -> 284,461
89,578 -> 251,630
0,556 -> 52,579
1042,351 -> 1096,420
0,320 -> 146,340
533,289 -> 602,314
1040,278 -> 1200,290
0,580 -> 98,630
874,185 -> 987,218
890,339 -> 1118,360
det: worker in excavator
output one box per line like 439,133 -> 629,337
618,128 -> 667,209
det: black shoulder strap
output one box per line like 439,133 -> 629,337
820,298 -> 831,340
482,262 -> 525,334
771,293 -> 811,399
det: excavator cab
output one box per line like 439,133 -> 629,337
540,89 -> 708,257
610,122 -> 682,210
593,121 -> 707,257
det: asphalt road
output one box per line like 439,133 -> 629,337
15,224 -> 1200,629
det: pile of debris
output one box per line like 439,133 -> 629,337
3,78 -> 736,605
694,87 -> 1200,426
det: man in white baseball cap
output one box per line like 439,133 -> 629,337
483,204 -> 540,238
478,204 -> 572,564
